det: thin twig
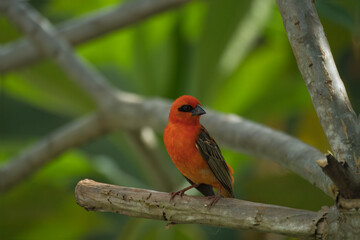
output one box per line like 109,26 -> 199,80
75,179 -> 324,238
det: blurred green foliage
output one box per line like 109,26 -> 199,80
1,0 -> 359,239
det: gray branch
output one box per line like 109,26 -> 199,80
276,0 -> 359,170
0,0 -> 193,72
0,114 -> 109,192
0,96 -> 333,196
3,2 -> 118,109
203,110 -> 333,197
75,179 -> 324,238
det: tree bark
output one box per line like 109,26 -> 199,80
276,0 -> 359,171
75,179 -> 324,239
276,0 -> 360,238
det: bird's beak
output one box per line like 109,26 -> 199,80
192,104 -> 206,116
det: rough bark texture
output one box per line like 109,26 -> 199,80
277,0 -> 360,200
75,179 -> 323,238
277,0 -> 359,170
75,180 -> 360,239
325,207 -> 360,239
277,0 -> 360,238
316,154 -> 360,199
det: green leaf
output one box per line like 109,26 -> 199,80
3,61 -> 95,117
316,0 -> 355,31
191,0 -> 252,100
211,35 -> 291,114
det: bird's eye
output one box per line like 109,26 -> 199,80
178,105 -> 193,112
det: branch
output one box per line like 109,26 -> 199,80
75,179 -> 323,238
0,114 -> 109,192
0,96 -> 334,196
3,2 -> 118,109
276,0 -> 360,170
316,153 -> 360,198
0,1 -> 333,197
203,110 -> 333,197
0,0 -> 194,72
101,96 -> 334,196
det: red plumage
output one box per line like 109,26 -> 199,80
164,95 -> 234,205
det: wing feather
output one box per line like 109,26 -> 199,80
196,126 -> 234,197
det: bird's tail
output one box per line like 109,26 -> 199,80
224,163 -> 235,198
221,188 -> 235,198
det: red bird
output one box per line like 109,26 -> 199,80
164,95 -> 234,206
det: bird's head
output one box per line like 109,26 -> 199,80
168,95 -> 206,125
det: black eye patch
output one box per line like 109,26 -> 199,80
178,104 -> 193,112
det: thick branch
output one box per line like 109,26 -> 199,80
276,0 -> 359,169
0,0 -> 193,72
0,114 -> 109,192
75,179 -> 323,238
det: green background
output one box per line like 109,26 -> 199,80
1,0 -> 359,239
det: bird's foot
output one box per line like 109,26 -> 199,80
170,190 -> 186,200
170,183 -> 199,201
205,191 -> 222,208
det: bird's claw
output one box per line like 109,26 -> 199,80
205,193 -> 221,208
170,190 -> 185,200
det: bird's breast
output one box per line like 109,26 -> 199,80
164,123 -> 213,183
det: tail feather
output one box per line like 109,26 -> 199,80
221,188 -> 235,198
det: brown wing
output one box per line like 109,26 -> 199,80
196,126 -> 234,198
